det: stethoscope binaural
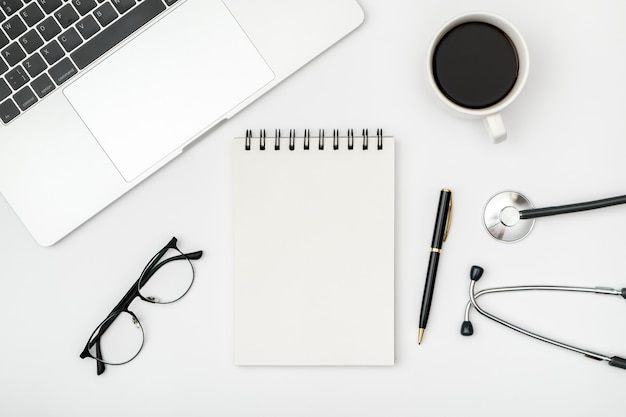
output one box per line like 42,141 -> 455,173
461,265 -> 626,370
483,190 -> 626,242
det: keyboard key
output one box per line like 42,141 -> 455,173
36,0 -> 62,15
13,84 -> 37,110
18,28 -> 43,53
0,78 -> 10,100
30,71 -> 54,97
72,0 -> 165,70
111,0 -> 134,15
48,56 -> 76,85
163,0 -> 179,5
39,39 -> 62,64
0,31 -> 8,48
37,16 -> 61,41
1,0 -> 23,17
54,3 -> 79,28
75,14 -> 98,39
3,14 -> 27,39
0,98 -> 20,123
57,26 -> 81,51
22,51 -> 45,76
2,41 -> 26,66
20,2 -> 45,26
93,2 -> 116,27
5,64 -> 29,89
0,56 -> 7,74
72,0 -> 96,16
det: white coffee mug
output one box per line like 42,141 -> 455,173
427,12 -> 529,143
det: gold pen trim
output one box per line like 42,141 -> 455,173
430,248 -> 442,253
443,192 -> 453,242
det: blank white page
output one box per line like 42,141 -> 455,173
233,133 -> 395,365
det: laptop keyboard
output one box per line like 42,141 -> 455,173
0,0 -> 178,125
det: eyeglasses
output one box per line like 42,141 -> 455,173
80,237 -> 203,375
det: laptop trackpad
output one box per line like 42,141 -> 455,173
65,0 -> 274,182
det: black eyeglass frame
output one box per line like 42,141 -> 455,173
80,237 -> 203,375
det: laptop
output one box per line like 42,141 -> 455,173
0,0 -> 364,246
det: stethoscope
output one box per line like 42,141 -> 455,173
462,265 -> 626,370
461,190 -> 626,369
483,190 -> 626,242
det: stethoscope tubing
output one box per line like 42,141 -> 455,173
465,284 -> 622,321
519,194 -> 626,220
467,281 -> 616,362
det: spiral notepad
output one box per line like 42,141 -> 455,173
233,129 -> 395,365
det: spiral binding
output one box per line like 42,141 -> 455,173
244,129 -> 384,151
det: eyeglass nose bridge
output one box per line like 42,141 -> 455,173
130,312 -> 142,329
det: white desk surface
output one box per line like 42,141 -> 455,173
2,0 -> 626,415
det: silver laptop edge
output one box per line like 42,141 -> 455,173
0,0 -> 364,246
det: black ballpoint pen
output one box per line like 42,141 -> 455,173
418,189 -> 452,344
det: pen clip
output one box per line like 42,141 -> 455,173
443,195 -> 453,242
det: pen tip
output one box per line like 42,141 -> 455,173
418,328 -> 424,344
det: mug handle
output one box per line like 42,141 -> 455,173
483,114 -> 507,144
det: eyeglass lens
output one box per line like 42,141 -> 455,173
88,311 -> 144,365
138,247 -> 195,304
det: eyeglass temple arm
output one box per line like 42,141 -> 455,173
141,250 -> 203,282
79,338 -> 107,374
184,250 -> 203,260
95,341 -> 105,375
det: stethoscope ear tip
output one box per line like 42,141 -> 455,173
470,265 -> 484,281
460,320 -> 474,336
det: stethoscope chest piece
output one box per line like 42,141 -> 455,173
483,191 -> 535,242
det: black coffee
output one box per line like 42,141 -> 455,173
432,22 -> 519,109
